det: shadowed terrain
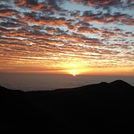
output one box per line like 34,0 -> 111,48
0,80 -> 134,133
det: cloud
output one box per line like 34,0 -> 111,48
66,21 -> 93,31
0,21 -> 20,28
16,11 -> 71,26
71,0 -> 115,6
122,16 -> 134,26
0,0 -> 133,73
77,26 -> 99,34
46,0 -> 62,11
26,0 -> 38,5
71,0 -> 134,7
15,0 -> 38,6
80,11 -> 134,25
0,8 -> 18,16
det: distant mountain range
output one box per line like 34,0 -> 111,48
0,80 -> 134,133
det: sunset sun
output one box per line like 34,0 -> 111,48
69,70 -> 78,76
60,59 -> 90,76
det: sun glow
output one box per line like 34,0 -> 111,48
60,59 -> 90,76
66,68 -> 90,76
69,70 -> 78,76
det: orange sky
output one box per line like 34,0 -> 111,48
0,0 -> 134,76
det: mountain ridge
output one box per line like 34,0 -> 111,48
0,80 -> 133,92
0,80 -> 134,133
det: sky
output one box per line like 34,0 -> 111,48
0,0 -> 134,76
0,73 -> 134,91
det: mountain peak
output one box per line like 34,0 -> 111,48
109,80 -> 132,88
99,82 -> 108,85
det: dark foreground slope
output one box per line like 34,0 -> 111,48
0,80 -> 134,133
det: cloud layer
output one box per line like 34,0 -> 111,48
0,0 -> 134,74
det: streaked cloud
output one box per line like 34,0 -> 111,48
0,0 -> 133,75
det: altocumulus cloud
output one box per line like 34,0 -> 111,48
0,0 -> 134,73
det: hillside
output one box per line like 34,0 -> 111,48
0,80 -> 134,133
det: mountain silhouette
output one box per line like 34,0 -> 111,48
0,80 -> 134,133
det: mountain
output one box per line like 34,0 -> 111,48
0,80 -> 134,133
